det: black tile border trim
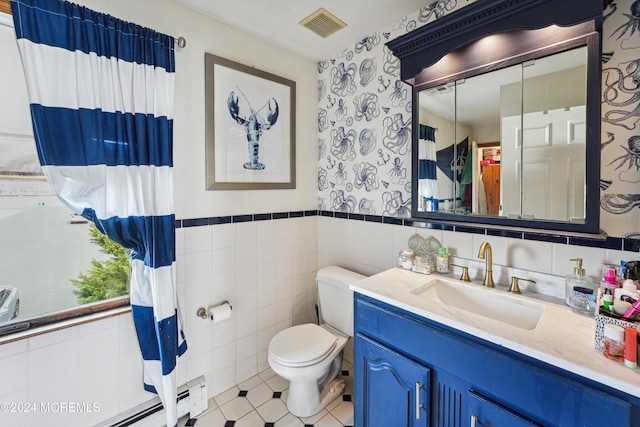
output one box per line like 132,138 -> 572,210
175,210 -> 638,252
454,225 -> 486,235
569,236 -> 622,249
486,228 -> 523,239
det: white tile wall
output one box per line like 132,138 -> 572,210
0,215 -> 317,426
0,313 -> 146,427
317,216 -> 639,301
1,213 -> 636,426
179,216 -> 318,397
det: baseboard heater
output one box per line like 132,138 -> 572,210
96,376 -> 208,427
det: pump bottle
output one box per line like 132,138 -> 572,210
565,258 -> 596,316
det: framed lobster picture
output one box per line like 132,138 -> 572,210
205,53 -> 296,190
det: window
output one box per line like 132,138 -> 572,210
0,12 -> 129,337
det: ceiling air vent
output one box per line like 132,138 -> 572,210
300,8 -> 347,39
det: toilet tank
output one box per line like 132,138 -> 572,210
316,266 -> 366,336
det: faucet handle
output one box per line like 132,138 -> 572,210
451,264 -> 470,282
509,277 -> 536,294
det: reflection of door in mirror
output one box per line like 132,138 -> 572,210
501,47 -> 587,222
476,144 -> 501,216
502,107 -> 586,222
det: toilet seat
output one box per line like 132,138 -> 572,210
269,324 -> 337,367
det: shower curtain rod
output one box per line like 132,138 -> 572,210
0,10 -> 186,49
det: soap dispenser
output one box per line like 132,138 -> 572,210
565,258 -> 596,316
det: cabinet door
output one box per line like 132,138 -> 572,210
469,391 -> 541,427
355,334 -> 430,427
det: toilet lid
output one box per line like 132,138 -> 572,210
269,324 -> 337,366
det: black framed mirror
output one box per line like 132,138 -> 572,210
386,0 -> 602,233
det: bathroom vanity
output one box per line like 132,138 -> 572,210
351,268 -> 640,427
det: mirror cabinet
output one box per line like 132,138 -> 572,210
386,0 -> 602,233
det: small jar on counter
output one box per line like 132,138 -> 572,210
436,247 -> 449,273
412,254 -> 434,275
397,249 -> 415,270
603,324 -> 625,362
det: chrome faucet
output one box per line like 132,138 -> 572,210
477,241 -> 494,288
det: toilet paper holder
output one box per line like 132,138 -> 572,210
197,301 -> 232,319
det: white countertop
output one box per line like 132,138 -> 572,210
351,267 -> 640,399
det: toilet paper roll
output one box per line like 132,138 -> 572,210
208,303 -> 232,323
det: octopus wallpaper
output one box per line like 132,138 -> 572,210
601,0 -> 640,238
317,0 -> 640,238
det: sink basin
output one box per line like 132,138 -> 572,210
410,278 -> 544,330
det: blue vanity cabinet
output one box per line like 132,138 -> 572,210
355,333 -> 430,426
468,391 -> 541,426
353,293 -> 640,427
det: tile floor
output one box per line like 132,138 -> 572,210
179,361 -> 354,427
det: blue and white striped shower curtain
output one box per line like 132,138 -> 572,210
418,124 -> 438,211
10,0 -> 186,425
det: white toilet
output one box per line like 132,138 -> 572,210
268,266 -> 365,417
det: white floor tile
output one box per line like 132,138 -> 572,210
325,395 -> 343,412
219,396 -> 253,420
301,408 -> 328,424
238,374 -> 263,391
246,382 -> 273,408
205,367 -> 353,426
274,413 -> 304,427
265,374 -> 289,392
330,401 -> 354,425
235,409 -> 266,427
193,407 -> 226,425
257,398 -> 288,422
214,385 -> 240,407
315,413 -> 343,427
344,376 -> 354,395
259,367 -> 277,380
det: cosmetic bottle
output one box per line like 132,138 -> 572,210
397,249 -> 414,270
625,261 -> 640,288
436,247 -> 449,273
602,289 -> 614,313
600,267 -> 620,294
564,258 -> 596,316
615,276 -> 639,305
625,327 -> 638,369
603,324 -> 625,362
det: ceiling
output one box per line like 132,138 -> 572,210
176,0 -> 428,61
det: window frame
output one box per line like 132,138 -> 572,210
0,296 -> 131,340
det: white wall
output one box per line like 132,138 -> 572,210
2,1 -> 639,426
318,216 -> 640,300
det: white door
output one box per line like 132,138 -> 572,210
501,106 -> 585,221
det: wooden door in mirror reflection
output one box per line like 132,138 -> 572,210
481,165 -> 501,216
0,0 -> 10,16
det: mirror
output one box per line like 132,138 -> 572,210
418,46 -> 587,223
386,0 -> 602,233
